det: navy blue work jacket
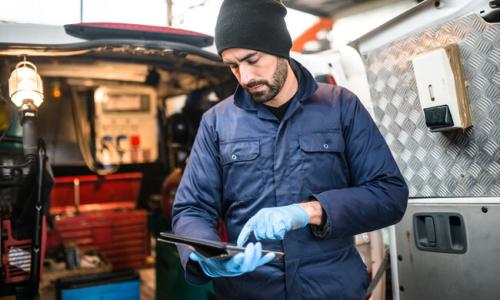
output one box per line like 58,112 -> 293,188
172,61 -> 408,300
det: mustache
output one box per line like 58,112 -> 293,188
243,80 -> 270,89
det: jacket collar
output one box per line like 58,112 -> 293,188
233,59 -> 318,112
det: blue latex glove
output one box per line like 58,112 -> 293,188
189,242 -> 275,278
237,204 -> 309,247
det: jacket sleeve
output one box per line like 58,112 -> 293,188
172,114 -> 222,285
313,88 -> 408,239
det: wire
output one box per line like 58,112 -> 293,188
0,155 -> 35,169
175,0 -> 213,24
70,86 -> 119,176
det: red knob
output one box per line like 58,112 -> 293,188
130,135 -> 141,147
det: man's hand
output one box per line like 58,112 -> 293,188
237,203 -> 311,247
189,242 -> 274,278
298,201 -> 323,226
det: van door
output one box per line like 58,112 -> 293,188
352,1 -> 500,299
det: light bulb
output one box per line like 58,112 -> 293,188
8,61 -> 44,107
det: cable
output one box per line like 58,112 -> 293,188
176,0 -> 213,24
365,250 -> 390,297
0,155 -> 35,169
70,86 -> 119,175
70,86 -> 119,176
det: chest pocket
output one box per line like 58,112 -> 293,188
220,139 -> 263,201
299,131 -> 347,193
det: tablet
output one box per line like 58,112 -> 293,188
158,232 -> 285,260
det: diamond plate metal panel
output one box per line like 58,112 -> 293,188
363,14 -> 500,197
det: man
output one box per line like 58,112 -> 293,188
172,0 -> 409,299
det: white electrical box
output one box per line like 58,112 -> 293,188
94,85 -> 158,165
412,44 -> 472,132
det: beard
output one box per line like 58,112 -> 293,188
243,58 -> 288,103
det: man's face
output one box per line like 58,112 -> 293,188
221,48 -> 288,103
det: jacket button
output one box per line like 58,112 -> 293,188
231,154 -> 237,160
323,144 -> 329,149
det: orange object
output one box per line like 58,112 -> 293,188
292,17 -> 334,53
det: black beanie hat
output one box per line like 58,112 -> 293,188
215,0 -> 292,59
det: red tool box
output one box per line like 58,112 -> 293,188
50,173 -> 149,270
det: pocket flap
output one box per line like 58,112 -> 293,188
220,139 -> 260,165
299,132 -> 345,153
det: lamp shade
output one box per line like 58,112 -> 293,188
8,61 -> 44,107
